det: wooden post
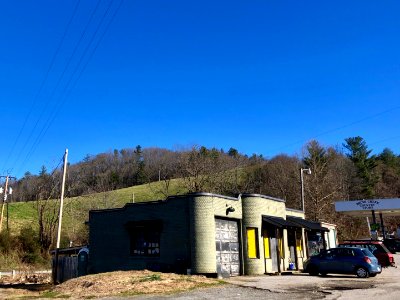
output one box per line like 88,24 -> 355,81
56,149 -> 68,249
54,149 -> 68,284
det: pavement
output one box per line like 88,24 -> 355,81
129,253 -> 400,300
225,253 -> 400,300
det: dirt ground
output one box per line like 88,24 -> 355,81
0,270 -> 220,299
2,255 -> 400,299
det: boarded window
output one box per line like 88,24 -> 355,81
263,229 -> 270,258
278,236 -> 285,258
247,228 -> 259,259
296,232 -> 303,252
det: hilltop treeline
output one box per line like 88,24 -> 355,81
10,137 -> 400,240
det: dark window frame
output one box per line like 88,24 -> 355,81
126,220 -> 162,257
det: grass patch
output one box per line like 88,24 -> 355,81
39,290 -> 70,298
136,274 -> 162,283
4,180 -> 188,268
7,179 -> 187,238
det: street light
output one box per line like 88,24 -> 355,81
300,168 -> 312,212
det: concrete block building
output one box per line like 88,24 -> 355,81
89,193 -> 326,277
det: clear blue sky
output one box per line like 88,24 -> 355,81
1,0 -> 399,178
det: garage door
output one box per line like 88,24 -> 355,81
215,218 -> 240,276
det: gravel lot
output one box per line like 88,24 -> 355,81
2,255 -> 399,299
117,254 -> 400,300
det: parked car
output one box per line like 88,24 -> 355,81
383,239 -> 400,254
303,247 -> 381,278
338,240 -> 395,267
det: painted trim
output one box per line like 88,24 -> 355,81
241,193 -> 286,203
168,192 -> 239,201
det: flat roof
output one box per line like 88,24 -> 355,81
335,198 -> 400,216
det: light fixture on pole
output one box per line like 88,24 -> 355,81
300,168 -> 312,212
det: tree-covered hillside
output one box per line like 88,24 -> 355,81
1,136 -> 400,268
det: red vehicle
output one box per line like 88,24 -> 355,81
338,241 -> 395,267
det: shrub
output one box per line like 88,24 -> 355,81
18,226 -> 43,265
18,226 -> 40,253
0,231 -> 13,254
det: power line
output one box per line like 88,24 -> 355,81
17,0 -> 118,174
16,0 -> 124,175
369,135 -> 400,147
272,106 -> 400,153
1,0 -> 82,174
11,0 -> 103,175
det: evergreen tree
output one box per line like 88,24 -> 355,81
343,136 -> 377,199
134,145 -> 146,184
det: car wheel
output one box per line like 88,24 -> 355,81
355,267 -> 369,278
320,273 -> 327,277
308,265 -> 319,276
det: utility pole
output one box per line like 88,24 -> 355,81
56,149 -> 68,249
300,168 -> 312,213
0,175 -> 16,233
54,149 -> 68,284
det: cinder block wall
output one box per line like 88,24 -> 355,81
89,193 -> 306,276
189,193 -> 242,275
241,194 -> 286,275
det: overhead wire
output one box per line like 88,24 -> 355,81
1,0 -> 82,175
369,135 -> 400,147
272,106 -> 400,154
46,155 -> 66,200
16,0 -> 124,176
12,0 -> 104,175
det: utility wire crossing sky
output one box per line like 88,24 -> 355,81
1,0 -> 399,178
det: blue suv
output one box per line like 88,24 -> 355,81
303,247 -> 381,278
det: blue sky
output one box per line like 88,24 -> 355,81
1,0 -> 399,178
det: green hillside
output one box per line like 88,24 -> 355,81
6,179 -> 187,246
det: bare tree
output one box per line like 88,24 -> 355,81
261,154 -> 301,207
33,166 -> 61,255
146,150 -> 181,198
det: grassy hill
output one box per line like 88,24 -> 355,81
6,179 -> 187,247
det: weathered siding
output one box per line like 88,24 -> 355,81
52,256 -> 78,283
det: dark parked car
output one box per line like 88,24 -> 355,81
303,247 -> 381,278
339,241 -> 395,267
383,239 -> 400,254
